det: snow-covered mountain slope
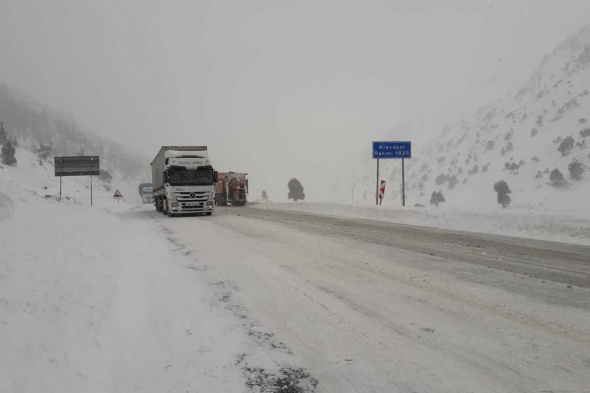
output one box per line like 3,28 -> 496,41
352,24 -> 590,210
0,84 -> 149,181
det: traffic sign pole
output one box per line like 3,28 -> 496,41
375,158 -> 379,205
59,162 -> 63,201
402,158 -> 405,207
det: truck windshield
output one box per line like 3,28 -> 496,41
168,166 -> 214,186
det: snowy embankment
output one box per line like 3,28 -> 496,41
252,201 -> 590,246
0,149 -> 252,392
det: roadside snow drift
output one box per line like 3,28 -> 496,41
251,201 -> 590,246
0,150 -> 248,392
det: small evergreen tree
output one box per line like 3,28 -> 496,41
557,136 -> 575,156
429,190 -> 445,207
448,175 -> 459,189
35,143 -> 53,161
1,140 -> 17,166
99,169 -> 113,183
262,190 -> 268,201
493,180 -> 512,208
287,178 -> 305,201
435,173 -> 448,185
549,168 -> 567,187
0,122 -> 7,145
568,158 -> 585,180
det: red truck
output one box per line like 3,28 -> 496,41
215,172 -> 248,206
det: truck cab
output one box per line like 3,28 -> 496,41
151,146 -> 217,216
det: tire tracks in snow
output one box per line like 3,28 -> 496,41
158,220 -> 320,393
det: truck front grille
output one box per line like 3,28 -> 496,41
175,191 -> 209,202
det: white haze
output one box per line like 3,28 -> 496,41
1,0 -> 590,201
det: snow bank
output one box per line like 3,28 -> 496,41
0,149 -> 249,392
251,201 -> 590,246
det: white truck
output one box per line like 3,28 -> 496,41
151,146 -> 217,216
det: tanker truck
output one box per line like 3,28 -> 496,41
215,172 -> 248,206
151,146 -> 217,216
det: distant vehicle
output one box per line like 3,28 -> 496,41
215,172 -> 248,206
138,183 -> 153,204
150,146 -> 217,216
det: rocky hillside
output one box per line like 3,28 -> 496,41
353,24 -> 590,209
0,84 -> 148,180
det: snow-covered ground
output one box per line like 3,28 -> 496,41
3,148 -> 590,393
0,149 -> 315,392
251,200 -> 590,246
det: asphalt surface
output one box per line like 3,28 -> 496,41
167,205 -> 590,392
226,205 -> 590,288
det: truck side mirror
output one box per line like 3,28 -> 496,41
163,171 -> 168,183
213,171 -> 218,183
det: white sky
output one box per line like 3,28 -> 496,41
1,0 -> 590,200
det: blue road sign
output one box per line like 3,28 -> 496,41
372,141 -> 411,159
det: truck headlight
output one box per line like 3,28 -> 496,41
206,201 -> 214,207
171,202 -> 180,208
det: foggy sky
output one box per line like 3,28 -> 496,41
1,0 -> 590,201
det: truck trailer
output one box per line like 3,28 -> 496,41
151,146 -> 217,216
215,172 -> 248,206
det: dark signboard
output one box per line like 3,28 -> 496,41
54,156 -> 100,176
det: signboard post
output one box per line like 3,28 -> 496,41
54,156 -> 100,206
372,141 -> 411,206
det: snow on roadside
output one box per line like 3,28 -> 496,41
251,201 -> 590,246
0,149 -> 252,392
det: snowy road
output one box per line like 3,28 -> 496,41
155,205 -> 590,393
234,205 -> 590,288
